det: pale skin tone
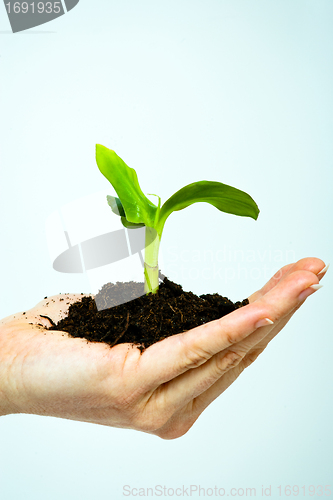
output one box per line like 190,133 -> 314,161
0,258 -> 327,439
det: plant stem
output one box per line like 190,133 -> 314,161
144,226 -> 161,294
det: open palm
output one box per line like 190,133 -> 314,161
0,257 -> 326,439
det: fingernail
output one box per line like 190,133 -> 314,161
309,284 -> 324,291
317,263 -> 330,276
298,284 -> 323,302
255,318 -> 274,328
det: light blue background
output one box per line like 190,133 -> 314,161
0,1 -> 332,499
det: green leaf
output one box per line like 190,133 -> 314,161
156,181 -> 259,234
120,217 -> 145,229
107,195 -> 144,228
96,145 -> 157,226
107,195 -> 126,217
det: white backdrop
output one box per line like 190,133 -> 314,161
0,1 -> 332,499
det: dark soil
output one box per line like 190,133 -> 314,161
49,277 -> 248,352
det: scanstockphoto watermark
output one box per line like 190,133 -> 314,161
123,485 -> 257,497
166,246 -> 296,283
123,484 -> 332,497
168,263 -> 281,284
3,0 -> 80,33
167,246 -> 296,266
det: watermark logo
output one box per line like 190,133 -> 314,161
45,190 -> 160,311
3,0 -> 80,33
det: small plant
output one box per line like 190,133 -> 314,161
96,144 -> 260,294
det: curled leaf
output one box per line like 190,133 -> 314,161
107,196 -> 126,217
96,145 -> 157,227
156,180 -> 259,234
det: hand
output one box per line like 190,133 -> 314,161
0,258 -> 327,439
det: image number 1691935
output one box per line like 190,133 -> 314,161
3,0 -> 80,32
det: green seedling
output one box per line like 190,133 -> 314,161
96,144 -> 260,294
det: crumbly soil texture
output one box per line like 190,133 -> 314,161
49,277 -> 248,352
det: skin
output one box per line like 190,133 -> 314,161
0,257 -> 327,439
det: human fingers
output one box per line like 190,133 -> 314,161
151,284 -> 321,441
242,259 -> 328,353
167,333 -> 286,440
160,349 -> 258,439
148,354 -> 254,439
226,267 -> 323,355
154,264 -> 327,438
248,257 -> 326,303
247,263 -> 294,304
139,269 -> 321,398
252,263 -> 328,351
141,270 -> 303,417
181,297 -> 299,404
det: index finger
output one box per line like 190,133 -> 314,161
248,257 -> 325,303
